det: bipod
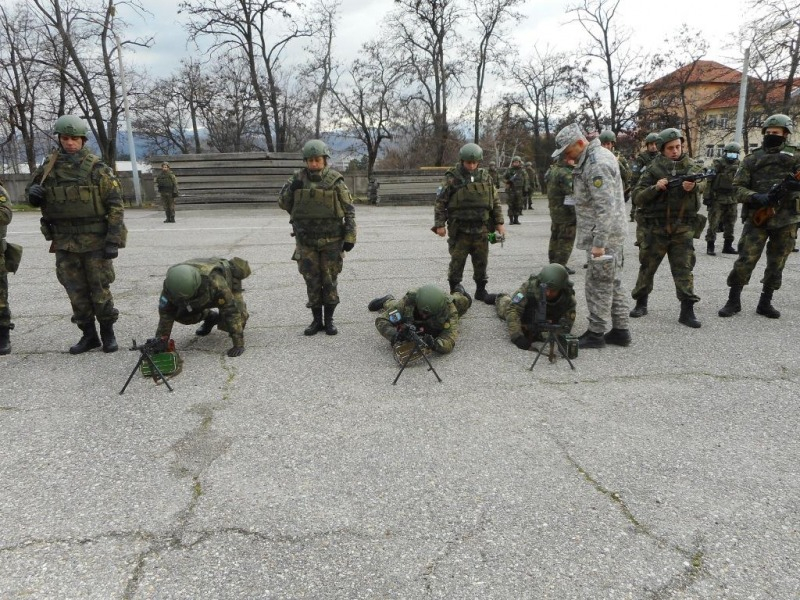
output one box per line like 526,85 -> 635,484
392,332 -> 443,385
120,339 -> 174,395
529,328 -> 576,371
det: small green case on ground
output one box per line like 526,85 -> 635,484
140,351 -> 181,377
562,334 -> 579,359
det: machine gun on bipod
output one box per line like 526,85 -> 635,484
528,283 -> 577,372
120,337 -> 180,394
387,309 -> 443,385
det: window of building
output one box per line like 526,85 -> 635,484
705,145 -> 715,158
719,116 -> 729,129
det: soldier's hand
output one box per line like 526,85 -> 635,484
421,333 -> 435,348
751,193 -> 770,206
227,346 -> 245,357
342,241 -> 355,252
682,180 -> 696,192
28,184 -> 46,207
512,334 -> 530,350
435,227 -> 446,237
102,243 -> 119,259
655,178 -> 668,191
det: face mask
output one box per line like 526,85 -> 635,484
763,134 -> 785,149
725,153 -> 738,161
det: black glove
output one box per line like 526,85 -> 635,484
751,193 -> 770,206
102,243 -> 119,259
28,184 -> 46,207
512,334 -> 530,350
227,346 -> 245,357
145,337 -> 168,353
342,241 -> 355,252
289,178 -> 303,192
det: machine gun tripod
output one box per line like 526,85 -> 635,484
120,338 -> 176,394
528,324 -> 576,371
389,312 -> 443,385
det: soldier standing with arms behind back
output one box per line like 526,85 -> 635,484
718,114 -> 800,319
544,157 -> 577,274
434,143 -> 505,301
503,156 -> 528,224
552,123 -> 631,349
0,183 -> 14,355
703,142 -> 741,256
26,115 -> 126,354
279,139 -> 356,336
155,162 -> 179,223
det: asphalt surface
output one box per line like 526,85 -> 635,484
1,201 -> 798,599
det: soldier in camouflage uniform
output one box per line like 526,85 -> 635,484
552,123 -> 631,349
368,284 -> 471,355
599,130 -> 632,201
524,161 -> 537,209
434,143 -> 506,301
485,264 -> 576,351
27,115 -> 126,354
703,142 -> 741,255
631,128 -> 703,328
0,183 -> 13,355
487,161 -> 501,190
630,132 -> 660,223
718,114 -> 800,319
279,139 -> 357,336
155,162 -> 179,223
544,158 -> 577,273
503,156 -> 529,224
155,257 -> 251,357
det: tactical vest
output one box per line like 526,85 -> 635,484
156,172 -> 175,193
505,167 -> 525,190
712,159 -> 738,193
41,151 -> 106,234
448,169 -> 493,222
742,147 -> 800,223
639,155 -> 699,221
290,169 -> 345,238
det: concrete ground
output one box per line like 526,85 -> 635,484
1,200 -> 798,599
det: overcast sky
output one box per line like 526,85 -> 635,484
119,0 -> 748,79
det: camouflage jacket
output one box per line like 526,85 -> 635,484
544,161 -> 576,224
630,151 -> 657,188
0,185 -> 11,276
486,168 -> 500,189
572,139 -> 627,250
434,164 -> 503,234
375,290 -> 463,354
28,147 -> 125,253
503,166 -> 529,193
504,276 -> 576,342
703,158 -> 739,205
525,166 -> 538,192
634,153 -> 702,227
615,152 -> 633,188
156,170 -> 179,195
734,142 -> 800,228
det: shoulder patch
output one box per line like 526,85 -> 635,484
159,295 -> 169,309
512,292 -> 525,304
592,176 -> 604,188
443,321 -> 451,329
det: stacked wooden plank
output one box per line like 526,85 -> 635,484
370,169 -> 445,206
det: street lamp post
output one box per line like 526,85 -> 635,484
113,29 -> 141,206
734,46 -> 750,147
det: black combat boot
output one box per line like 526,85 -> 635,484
69,321 -> 101,354
0,326 -> 10,355
304,307 -> 324,336
721,239 -> 736,254
368,295 -> 394,312
483,292 -> 505,305
448,280 -> 459,294
706,240 -> 715,256
474,280 -> 489,302
99,321 -> 119,353
678,300 -> 701,328
604,328 -> 632,347
718,285 -> 742,317
629,295 -> 648,318
578,329 -> 606,349
756,289 -> 780,319
323,304 -> 338,335
196,310 -> 220,336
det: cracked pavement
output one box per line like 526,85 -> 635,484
1,204 -> 798,598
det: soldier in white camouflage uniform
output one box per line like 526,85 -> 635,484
551,123 -> 631,349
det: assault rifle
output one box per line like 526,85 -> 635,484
120,337 -> 175,394
666,170 -> 716,189
528,283 -> 576,371
388,310 -> 442,385
752,171 -> 800,226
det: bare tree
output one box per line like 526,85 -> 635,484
301,0 -> 340,139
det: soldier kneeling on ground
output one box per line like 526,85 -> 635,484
154,257 -> 251,357
482,264 -> 586,350
368,284 -> 471,355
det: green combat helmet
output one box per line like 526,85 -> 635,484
53,114 -> 89,137
761,114 -> 794,134
302,139 -> 331,159
657,128 -> 684,151
599,130 -> 616,144
511,155 -> 522,164
489,161 -> 496,167
537,264 -> 571,292
459,143 -> 483,161
415,285 -> 448,316
644,132 -> 660,144
724,142 -> 742,154
165,264 -> 201,299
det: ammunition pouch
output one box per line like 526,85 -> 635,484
3,242 -> 23,273
43,184 -> 105,220
40,218 -> 54,241
48,218 -> 108,236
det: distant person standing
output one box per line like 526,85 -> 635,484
524,161 -> 537,209
703,142 -> 741,256
503,156 -> 529,224
487,161 -> 501,190
156,162 -> 179,223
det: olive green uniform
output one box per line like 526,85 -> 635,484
630,151 -> 657,223
524,164 -> 537,208
375,290 -> 471,354
279,166 -> 357,308
544,161 -> 576,267
434,163 -> 503,291
0,186 -> 12,331
703,157 -> 740,247
156,258 -> 250,347
487,167 -> 500,190
503,165 -> 529,220
29,147 -> 126,328
632,153 -> 702,303
156,169 -> 179,222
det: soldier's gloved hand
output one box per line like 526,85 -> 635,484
421,333 -> 435,348
512,334 -> 530,350
28,184 -> 46,207
289,179 -> 303,192
751,193 -> 770,205
227,346 -> 245,357
103,243 -> 119,259
342,242 -> 355,252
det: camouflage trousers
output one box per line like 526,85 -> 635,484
160,193 -> 176,220
0,271 -> 10,328
705,202 -> 737,243
55,249 -> 118,325
294,240 -> 344,307
548,221 -> 577,267
585,246 -> 629,334
727,221 -> 798,291
631,226 -> 699,302
507,190 -> 525,218
447,231 -> 489,284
